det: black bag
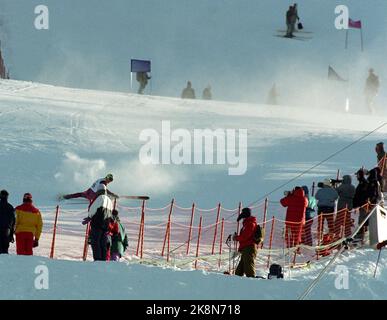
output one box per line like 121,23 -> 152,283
268,264 -> 284,279
297,22 -> 304,30
253,224 -> 264,245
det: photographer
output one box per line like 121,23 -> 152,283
301,186 -> 316,246
335,175 -> 355,238
315,179 -> 338,240
280,187 -> 308,248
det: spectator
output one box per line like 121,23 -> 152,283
233,208 -> 258,278
280,187 -> 308,248
181,81 -> 196,99
15,193 -> 43,256
84,188 -> 114,261
315,179 -> 339,240
375,142 -> 387,192
0,190 -> 15,254
301,186 -> 316,246
335,175 -> 355,238
110,210 -> 128,261
353,169 -> 370,241
202,85 -> 212,100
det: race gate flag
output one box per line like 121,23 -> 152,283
131,59 -> 151,73
348,18 -> 362,29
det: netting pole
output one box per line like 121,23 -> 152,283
317,213 -> 324,261
266,217 -> 276,268
235,202 -> 242,254
194,216 -> 203,270
49,205 -> 60,259
186,203 -> 195,255
261,198 -> 268,249
136,205 -> 144,257
161,198 -> 174,258
211,203 -> 221,255
82,222 -> 90,261
218,218 -> 225,270
336,169 -> 341,180
140,200 -> 146,259
341,205 -> 348,239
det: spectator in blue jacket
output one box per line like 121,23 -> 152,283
315,179 -> 339,240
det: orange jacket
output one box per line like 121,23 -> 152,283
280,189 -> 308,224
15,203 -> 43,240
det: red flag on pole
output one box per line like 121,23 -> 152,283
348,18 -> 362,29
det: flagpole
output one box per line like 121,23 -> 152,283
360,27 -> 364,52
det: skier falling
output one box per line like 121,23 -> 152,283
60,174 -> 119,204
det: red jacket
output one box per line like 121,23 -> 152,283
235,216 -> 257,251
107,220 -> 119,236
280,189 -> 308,224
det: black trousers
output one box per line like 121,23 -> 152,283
90,228 -> 108,261
0,229 -> 10,254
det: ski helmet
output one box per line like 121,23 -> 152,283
105,174 -> 114,182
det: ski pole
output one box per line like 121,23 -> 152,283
374,248 -> 383,278
226,234 -> 232,274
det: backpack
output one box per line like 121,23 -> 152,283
268,264 -> 284,279
253,224 -> 264,245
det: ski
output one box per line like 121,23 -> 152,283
273,34 -> 312,41
120,195 -> 150,200
276,29 -> 313,34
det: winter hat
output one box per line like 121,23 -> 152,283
237,207 -> 251,222
23,193 -> 33,203
112,209 -> 119,216
0,190 -> 9,199
356,168 -> 367,178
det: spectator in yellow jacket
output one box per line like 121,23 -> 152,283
15,193 -> 43,255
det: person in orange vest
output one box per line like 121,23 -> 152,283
15,193 -> 43,255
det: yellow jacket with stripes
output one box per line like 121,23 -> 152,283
15,203 -> 43,240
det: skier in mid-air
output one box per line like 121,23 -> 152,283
61,174 -> 118,203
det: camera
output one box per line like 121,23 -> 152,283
330,179 -> 343,186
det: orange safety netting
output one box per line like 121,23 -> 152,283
43,199 -> 374,271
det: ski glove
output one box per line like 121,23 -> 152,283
33,239 -> 39,248
82,217 -> 92,225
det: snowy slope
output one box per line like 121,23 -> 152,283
0,79 -> 385,209
1,249 -> 387,300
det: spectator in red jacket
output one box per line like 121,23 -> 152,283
106,211 -> 119,261
233,208 -> 258,278
280,187 -> 308,248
